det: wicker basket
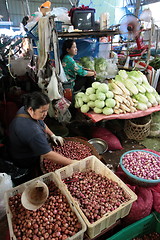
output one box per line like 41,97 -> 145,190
124,117 -> 152,141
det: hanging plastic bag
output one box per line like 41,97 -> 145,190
54,97 -> 71,115
0,173 -> 13,219
46,68 -> 61,100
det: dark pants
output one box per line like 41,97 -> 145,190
74,75 -> 95,92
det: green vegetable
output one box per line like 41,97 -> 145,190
81,104 -> 90,113
127,71 -> 143,84
146,92 -> 157,105
105,91 -> 114,99
96,92 -> 106,101
97,83 -> 109,93
137,71 -> 148,83
136,102 -> 148,111
95,100 -> 105,109
136,84 -> 146,93
134,93 -> 148,104
77,98 -> 83,107
105,98 -> 116,108
87,101 -> 95,108
123,79 -> 139,95
75,99 -> 79,108
102,107 -> 114,115
147,101 -> 152,108
79,56 -> 95,70
92,82 -> 101,89
89,94 -> 97,101
82,94 -> 90,103
93,107 -> 102,114
86,87 -> 95,95
75,92 -> 84,99
94,57 -> 108,73
118,70 -> 128,79
149,57 -> 160,70
141,83 -> 153,93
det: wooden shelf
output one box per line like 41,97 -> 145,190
58,30 -> 120,38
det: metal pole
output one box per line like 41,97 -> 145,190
134,0 -> 141,17
26,0 -> 31,16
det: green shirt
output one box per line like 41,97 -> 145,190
62,54 -> 87,88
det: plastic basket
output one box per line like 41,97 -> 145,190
120,149 -> 160,187
107,211 -> 160,240
4,172 -> 87,240
124,117 -> 151,141
55,156 -> 137,239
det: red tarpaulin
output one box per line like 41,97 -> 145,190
84,105 -> 160,122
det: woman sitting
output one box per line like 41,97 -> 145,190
61,39 -> 96,92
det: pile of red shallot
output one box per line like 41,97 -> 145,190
132,232 -> 160,240
43,140 -> 92,172
9,181 -> 82,240
64,170 -> 131,223
122,151 -> 160,180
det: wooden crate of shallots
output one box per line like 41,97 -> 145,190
55,155 -> 137,239
4,172 -> 87,240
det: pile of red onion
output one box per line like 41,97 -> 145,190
122,151 -> 160,180
43,140 -> 92,172
64,170 -> 131,223
9,181 -> 82,240
52,141 -> 92,160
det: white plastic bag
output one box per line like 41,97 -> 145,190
47,68 -> 61,100
50,7 -> 71,24
0,173 -> 13,219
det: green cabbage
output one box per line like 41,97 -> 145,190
87,101 -> 95,108
93,107 -> 102,114
102,107 -> 114,115
105,98 -> 116,108
89,94 -> 97,101
86,87 -> 95,95
82,94 -> 90,103
94,57 -> 108,73
81,104 -> 89,113
92,82 -> 101,89
97,83 -> 109,93
96,92 -> 106,101
106,91 -> 114,99
79,56 -> 95,70
95,100 -> 105,109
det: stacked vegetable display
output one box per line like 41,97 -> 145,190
75,70 -> 160,115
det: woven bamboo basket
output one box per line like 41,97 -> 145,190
124,117 -> 152,141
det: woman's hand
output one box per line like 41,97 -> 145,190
51,134 -> 64,146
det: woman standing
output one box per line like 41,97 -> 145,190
61,39 -> 96,92
9,91 -> 76,173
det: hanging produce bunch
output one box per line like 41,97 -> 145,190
75,70 -> 160,115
